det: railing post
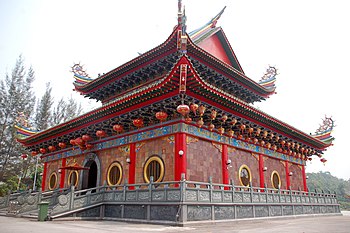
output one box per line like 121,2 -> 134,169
209,176 -> 213,203
149,176 -> 154,202
69,185 -> 75,211
249,182 -> 253,203
230,179 -> 234,203
180,173 -> 186,202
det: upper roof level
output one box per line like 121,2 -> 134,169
72,7 -> 276,104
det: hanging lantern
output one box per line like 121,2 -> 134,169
231,118 -> 237,126
293,152 -> 297,156
272,145 -> 277,151
308,157 -> 312,161
197,118 -> 204,128
256,128 -> 261,136
221,115 -> 228,123
112,124 -> 124,133
96,130 -> 106,138
208,123 -> 215,131
132,118 -> 144,128
266,143 -> 271,149
210,110 -> 217,120
253,138 -> 259,144
75,137 -> 84,146
58,142 -> 66,149
291,142 -> 295,149
70,139 -> 76,146
82,134 -> 92,142
177,104 -> 190,116
31,151 -> 38,156
48,145 -> 56,152
227,129 -> 234,138
190,103 -> 199,115
21,154 -> 28,159
287,142 -> 291,149
218,127 -> 225,135
155,111 -> 168,122
320,158 -> 327,165
275,136 -> 280,142
39,148 -> 47,154
263,131 -> 268,138
198,105 -> 206,116
184,117 -> 192,124
240,124 -> 246,133
260,140 -> 265,147
86,144 -> 93,150
280,140 -> 286,147
237,134 -> 243,140
248,127 -> 254,135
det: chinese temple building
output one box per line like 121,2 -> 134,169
12,2 -> 338,224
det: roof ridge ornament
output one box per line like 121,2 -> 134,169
177,0 -> 188,53
71,63 -> 93,86
189,6 -> 226,40
312,116 -> 335,144
258,66 -> 278,90
15,112 -> 40,139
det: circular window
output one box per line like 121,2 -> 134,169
107,162 -> 123,186
143,155 -> 165,183
49,172 -> 58,190
68,170 -> 79,187
271,171 -> 281,189
239,165 -> 252,187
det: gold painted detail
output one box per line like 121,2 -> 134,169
186,135 -> 199,145
238,164 -> 252,187
143,156 -> 165,183
136,142 -> 146,152
211,142 -> 222,152
68,170 -> 79,187
49,172 -> 58,190
107,162 -> 123,186
251,153 -> 259,161
271,171 -> 281,189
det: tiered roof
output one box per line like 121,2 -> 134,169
16,4 -> 334,162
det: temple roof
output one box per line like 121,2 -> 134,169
16,5 -> 333,162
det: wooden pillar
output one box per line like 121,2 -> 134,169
258,154 -> 265,189
285,161 -> 291,190
221,144 -> 229,186
60,158 -> 66,190
302,165 -> 308,192
128,143 -> 136,189
41,162 -> 48,192
175,133 -> 187,181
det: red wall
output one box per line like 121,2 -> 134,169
197,34 -> 232,66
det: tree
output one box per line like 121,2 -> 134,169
51,96 -> 83,125
0,56 -> 36,182
34,82 -> 53,130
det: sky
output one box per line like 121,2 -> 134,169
1,0 -> 349,180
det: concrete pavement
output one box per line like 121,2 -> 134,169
1,212 -> 350,233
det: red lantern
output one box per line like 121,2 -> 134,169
263,131 -> 268,138
198,105 -> 206,116
48,145 -> 56,152
210,110 -> 217,120
197,119 -> 204,128
218,127 -> 225,135
177,104 -> 190,116
112,124 -> 123,133
231,118 -> 237,126
70,139 -> 76,146
253,138 -> 259,144
184,117 -> 192,123
86,144 -> 93,150
280,140 -> 286,147
190,103 -> 198,115
227,129 -> 234,138
221,115 -> 228,123
237,135 -> 243,140
256,128 -> 261,136
21,154 -> 28,159
82,134 -> 92,142
248,127 -> 254,135
260,140 -> 265,147
272,145 -> 277,151
208,123 -> 215,131
155,111 -> 168,122
75,137 -> 84,146
240,124 -> 246,133
39,148 -> 47,154
133,118 -> 144,128
58,142 -> 66,149
96,130 -> 106,138
31,151 -> 38,156
266,143 -> 271,149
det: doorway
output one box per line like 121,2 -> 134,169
82,160 -> 98,190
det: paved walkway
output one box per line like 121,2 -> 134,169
1,212 -> 350,233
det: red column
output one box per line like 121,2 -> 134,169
302,165 -> 308,192
41,162 -> 48,192
285,161 -> 291,190
175,133 -> 187,181
221,144 -> 229,186
128,143 -> 136,189
59,158 -> 66,190
258,154 -> 265,189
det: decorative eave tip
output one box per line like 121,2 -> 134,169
71,63 -> 93,87
258,66 -> 278,91
15,112 -> 40,140
312,116 -> 335,145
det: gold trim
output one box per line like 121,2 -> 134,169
49,172 -> 58,190
211,142 -> 222,152
107,162 -> 123,186
238,164 -> 252,187
186,136 -> 199,145
67,170 -> 79,187
143,156 -> 165,183
271,170 -> 281,189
